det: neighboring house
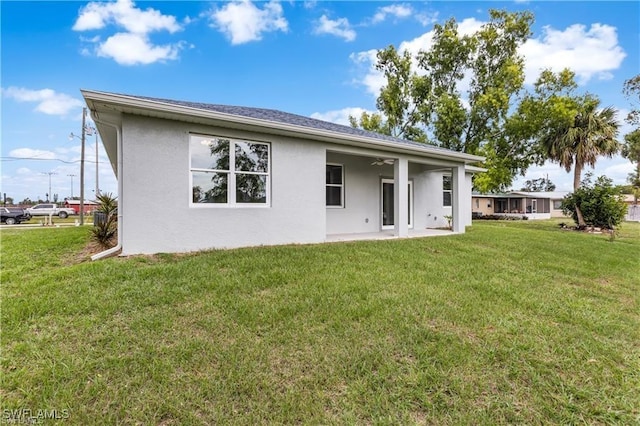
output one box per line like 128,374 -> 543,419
472,191 -> 570,220
623,194 -> 640,222
83,90 -> 484,255
63,199 -> 99,214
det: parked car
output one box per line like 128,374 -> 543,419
1,207 -> 32,225
25,203 -> 76,218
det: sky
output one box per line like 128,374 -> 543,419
2,0 -> 639,203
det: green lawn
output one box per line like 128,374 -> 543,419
1,220 -> 639,424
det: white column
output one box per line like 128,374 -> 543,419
451,164 -> 466,233
394,158 -> 409,237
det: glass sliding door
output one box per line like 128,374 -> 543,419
381,179 -> 413,230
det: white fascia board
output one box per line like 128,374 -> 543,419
82,90 -> 485,165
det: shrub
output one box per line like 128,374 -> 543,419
92,192 -> 118,248
561,174 -> 627,229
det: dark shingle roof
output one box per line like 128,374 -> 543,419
129,94 -> 464,156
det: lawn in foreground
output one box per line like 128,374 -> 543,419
1,221 -> 639,424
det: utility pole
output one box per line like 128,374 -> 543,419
67,174 -> 76,198
42,171 -> 58,202
80,107 -> 87,225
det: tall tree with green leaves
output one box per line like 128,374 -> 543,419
622,74 -> 640,126
622,75 -> 640,201
350,10 -> 539,192
540,97 -> 620,227
622,129 -> 640,199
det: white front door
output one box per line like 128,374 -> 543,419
381,179 -> 413,230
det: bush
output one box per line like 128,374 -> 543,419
91,193 -> 118,248
561,174 -> 627,229
474,214 -> 528,221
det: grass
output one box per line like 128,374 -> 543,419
1,220 -> 639,424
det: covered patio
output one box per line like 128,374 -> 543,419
326,228 -> 455,243
325,147 -> 476,241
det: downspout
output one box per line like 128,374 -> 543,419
90,113 -> 123,261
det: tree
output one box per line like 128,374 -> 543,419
350,10 -> 547,192
520,177 -> 556,192
622,129 -> 640,199
540,96 -> 620,227
561,174 -> 627,229
623,74 -> 640,126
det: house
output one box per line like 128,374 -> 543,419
472,191 -> 570,220
63,199 -> 99,214
623,194 -> 640,222
82,90 -> 485,256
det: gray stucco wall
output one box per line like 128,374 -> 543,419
121,115 -> 326,254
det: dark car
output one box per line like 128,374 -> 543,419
1,207 -> 32,225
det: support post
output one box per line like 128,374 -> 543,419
451,165 -> 466,233
394,158 -> 409,237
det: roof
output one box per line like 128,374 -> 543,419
473,191 -> 570,199
82,90 -> 485,169
511,191 -> 570,199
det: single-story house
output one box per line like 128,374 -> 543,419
82,90 -> 485,256
472,191 -> 570,220
623,194 -> 640,222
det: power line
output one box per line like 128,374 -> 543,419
1,156 -> 98,164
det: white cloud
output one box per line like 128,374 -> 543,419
349,49 -> 384,96
73,0 -> 181,34
310,107 -> 376,126
17,167 -> 32,175
8,148 -> 59,160
97,33 -> 182,65
2,87 -> 83,116
521,23 -> 626,85
372,4 -> 413,24
314,15 -> 356,42
73,0 -> 184,65
415,11 -> 439,27
209,0 -> 288,45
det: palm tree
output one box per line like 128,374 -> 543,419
541,97 -> 620,227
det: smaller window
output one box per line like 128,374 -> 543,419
443,175 -> 452,207
326,164 -> 344,207
553,200 -> 562,210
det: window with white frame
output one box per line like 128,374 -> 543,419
443,175 -> 452,207
326,164 -> 344,207
553,200 -> 562,210
190,134 -> 270,206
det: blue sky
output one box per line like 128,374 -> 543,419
2,1 -> 639,202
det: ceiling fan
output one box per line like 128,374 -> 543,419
371,158 -> 395,166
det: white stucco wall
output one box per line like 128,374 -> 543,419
325,153 -> 472,233
120,115 -> 326,254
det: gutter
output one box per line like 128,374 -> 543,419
90,113 -> 123,261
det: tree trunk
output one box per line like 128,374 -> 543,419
573,163 -> 586,228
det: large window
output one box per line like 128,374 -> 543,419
443,175 -> 452,207
190,134 -> 270,206
326,164 -> 344,207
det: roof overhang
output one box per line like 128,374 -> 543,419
82,90 -> 486,170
